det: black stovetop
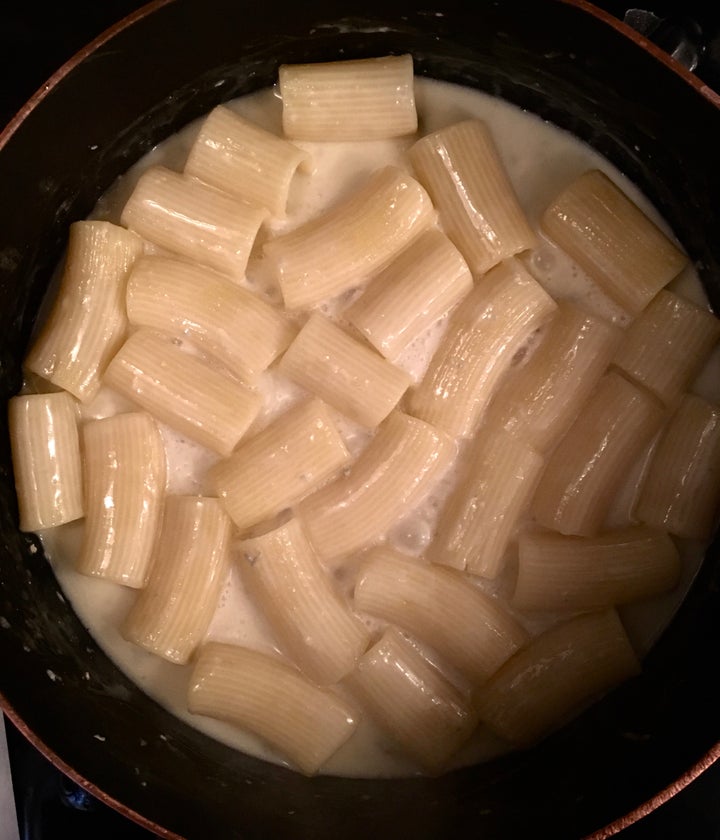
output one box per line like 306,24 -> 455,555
2,1 -> 720,838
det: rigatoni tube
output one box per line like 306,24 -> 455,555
237,517 -> 370,685
513,527 -> 681,612
24,220 -> 143,402
531,371 -> 665,536
354,547 -> 528,684
188,642 -> 359,776
408,119 -> 537,275
277,314 -> 411,427
541,169 -> 688,314
279,54 -> 417,141
263,166 -> 435,310
122,496 -> 231,663
103,329 -> 262,457
209,398 -> 351,533
408,258 -> 557,438
78,412 -> 166,588
297,411 -> 456,561
8,391 -> 83,531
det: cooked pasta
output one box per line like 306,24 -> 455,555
237,517 -> 370,684
188,642 -> 359,776
408,258 -> 557,438
263,166 -> 435,310
126,254 -> 295,382
122,496 -> 231,663
103,329 -> 263,457
354,547 -> 528,683
277,313 -> 411,427
475,610 -> 641,746
541,169 -> 688,314
345,228 -> 473,360
279,54 -> 417,141
531,371 -> 665,536
78,412 -> 166,588
635,394 -> 720,540
184,105 -> 310,216
297,411 -> 456,561
209,398 -> 350,532
24,220 -> 143,402
408,119 -> 537,275
513,527 -> 681,612
120,165 -> 268,279
8,391 -> 83,531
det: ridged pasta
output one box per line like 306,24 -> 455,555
297,411 -> 456,561
513,526 -> 681,612
126,255 -> 295,382
184,105 -> 310,216
541,169 -> 688,314
635,394 -> 720,540
408,119 -> 537,275
8,391 -> 83,531
279,54 -> 417,141
263,166 -> 435,310
78,412 -> 166,587
24,221 -> 143,402
237,518 -> 370,684
122,496 -> 231,663
188,642 -> 359,775
103,329 -> 262,457
209,398 -> 350,533
345,228 -> 473,360
120,165 -> 268,279
531,371 -> 665,536
277,313 -> 411,427
354,547 -> 528,683
475,610 -> 641,745
408,258 -> 557,438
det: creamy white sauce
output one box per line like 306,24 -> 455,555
37,77 -> 719,779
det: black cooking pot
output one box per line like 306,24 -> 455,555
1,1 -> 719,837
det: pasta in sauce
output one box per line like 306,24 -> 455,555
9,57 -> 720,778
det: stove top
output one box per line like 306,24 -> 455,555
1,2 -> 720,838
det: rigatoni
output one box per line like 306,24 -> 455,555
126,255 -> 295,382
279,54 -> 417,141
78,412 -> 166,587
277,314 -> 411,427
541,169 -> 688,314
345,228 -> 473,360
103,329 -> 262,457
184,105 -> 310,216
408,258 -> 557,438
120,165 -> 267,279
429,427 -> 544,578
513,527 -> 681,612
354,547 -> 528,683
635,394 -> 720,540
612,290 -> 720,404
24,221 -> 143,402
122,496 -> 231,663
475,610 -> 640,746
408,119 -> 537,275
531,371 -> 665,536
349,627 -> 478,772
237,518 -> 370,684
297,411 -> 456,561
188,642 -> 359,776
8,391 -> 83,531
485,301 -> 622,452
263,166 -> 435,310
209,398 -> 350,533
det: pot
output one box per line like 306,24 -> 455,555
1,1 -> 719,837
